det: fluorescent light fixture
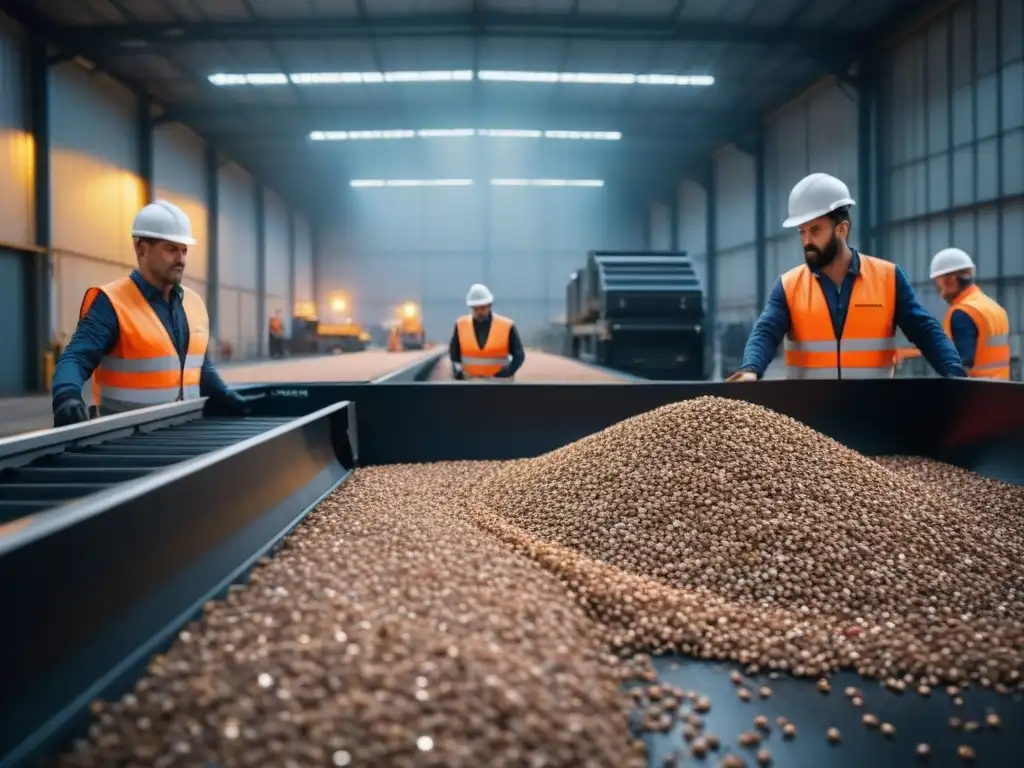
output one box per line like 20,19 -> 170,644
309,129 -> 621,141
490,179 -> 605,187
349,179 -> 474,188
478,70 -> 714,86
208,70 -> 712,87
209,70 -> 473,86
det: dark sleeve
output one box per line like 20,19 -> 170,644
739,277 -> 790,378
448,323 -> 461,363
893,266 -> 967,377
199,355 -> 241,402
51,292 -> 119,411
948,309 -> 978,369
505,324 -> 526,376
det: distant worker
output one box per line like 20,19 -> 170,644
51,200 -> 251,427
928,248 -> 1010,379
727,173 -> 965,381
268,309 -> 286,359
449,283 -> 525,380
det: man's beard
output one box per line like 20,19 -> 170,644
164,266 -> 185,286
804,233 -> 840,269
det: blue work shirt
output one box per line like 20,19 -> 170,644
948,309 -> 979,368
52,270 -> 240,411
740,249 -> 966,378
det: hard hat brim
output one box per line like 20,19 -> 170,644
466,299 -> 493,307
131,228 -> 198,246
929,265 -> 972,279
782,198 -> 856,229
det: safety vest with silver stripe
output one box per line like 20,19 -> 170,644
80,276 -> 210,414
456,313 -> 513,378
942,284 -> 1011,379
781,255 -> 897,380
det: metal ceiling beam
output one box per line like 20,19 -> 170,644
50,12 -> 861,47
159,102 -> 748,136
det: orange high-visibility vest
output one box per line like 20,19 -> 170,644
943,284 -> 1010,379
269,316 -> 284,335
457,314 -> 512,377
781,254 -> 897,379
80,277 -> 210,414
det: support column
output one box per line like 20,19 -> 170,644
287,208 -> 296,322
204,144 -> 220,344
27,36 -> 51,392
669,183 -> 680,252
856,67 -> 877,255
255,186 -> 267,358
137,96 -> 154,204
704,162 -> 719,380
753,128 -> 767,311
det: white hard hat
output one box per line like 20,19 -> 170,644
466,283 -> 494,307
131,200 -> 197,245
929,247 -> 975,279
782,173 -> 856,228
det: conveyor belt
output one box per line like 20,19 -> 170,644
0,417 -> 288,525
429,348 -> 638,381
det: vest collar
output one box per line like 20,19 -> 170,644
950,283 -> 980,306
808,248 -> 860,278
131,269 -> 184,303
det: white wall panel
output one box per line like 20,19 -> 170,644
153,123 -> 208,288
216,162 -> 257,291
50,64 -> 144,336
649,201 -> 671,250
713,146 -> 757,321
320,185 -> 642,342
293,214 -> 314,306
0,18 -> 32,250
263,189 -> 290,334
677,180 -> 707,296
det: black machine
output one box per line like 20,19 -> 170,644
566,250 -> 707,380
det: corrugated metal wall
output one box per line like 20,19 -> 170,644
648,201 -> 672,250
50,63 -> 144,341
217,162 -> 259,358
881,0 -> 1024,364
153,123 -> 208,300
293,214 -> 314,309
675,0 -> 1023,379
319,187 -> 643,342
263,188 -> 291,336
0,17 -> 31,393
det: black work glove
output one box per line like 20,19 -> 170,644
206,393 -> 251,418
54,398 -> 89,428
493,366 -> 513,379
452,367 -> 466,380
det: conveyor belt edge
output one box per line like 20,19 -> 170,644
0,399 -> 357,768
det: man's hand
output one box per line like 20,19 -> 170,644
53,398 -> 89,428
493,366 -> 513,379
726,370 -> 758,383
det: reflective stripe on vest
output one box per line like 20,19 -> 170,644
80,277 -> 210,414
457,313 -> 512,378
943,285 -> 1011,380
781,255 -> 897,380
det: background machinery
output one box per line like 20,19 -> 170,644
387,302 -> 426,352
566,250 -> 708,380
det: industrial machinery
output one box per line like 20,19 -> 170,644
317,321 -> 371,353
566,250 -> 708,380
2,370 -> 1024,767
386,301 -> 426,351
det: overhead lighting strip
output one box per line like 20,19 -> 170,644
349,179 -> 606,188
208,70 -> 713,87
309,129 -> 622,141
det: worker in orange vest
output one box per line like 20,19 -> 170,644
727,173 -> 965,381
928,248 -> 1010,379
268,309 -> 286,359
449,283 -> 525,380
51,201 -> 250,425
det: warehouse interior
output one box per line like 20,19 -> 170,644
3,2 -> 1024,766
0,0 -> 1020,396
